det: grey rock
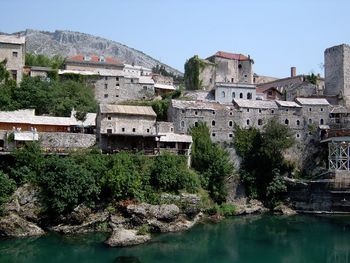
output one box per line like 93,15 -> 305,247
233,198 -> 268,215
147,213 -> 203,233
0,213 -> 44,237
126,203 -> 180,221
105,228 -> 151,247
273,204 -> 297,216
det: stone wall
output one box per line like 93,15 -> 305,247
0,42 -> 25,82
39,132 -> 96,149
199,62 -> 215,91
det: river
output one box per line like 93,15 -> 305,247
1,215 -> 350,263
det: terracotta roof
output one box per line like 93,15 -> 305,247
67,55 -> 122,65
212,51 -> 249,61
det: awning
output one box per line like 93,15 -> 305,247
14,132 -> 39,141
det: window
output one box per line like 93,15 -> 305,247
309,118 -> 312,124
143,86 -> 147,90
267,91 -> 273,96
232,92 -> 236,99
194,122 -> 198,127
230,112 -> 233,116
212,111 -> 216,115
104,94 -> 108,98
107,116 -> 111,120
229,133 -> 233,138
116,95 -> 119,97
195,111 -> 198,115
116,77 -> 119,81
229,121 -> 233,127
238,64 -> 242,69
286,109 -> 289,112
285,119 -> 289,125
246,119 -> 250,125
212,133 -> 216,137
240,93 -> 243,98
296,120 -> 300,126
12,51 -> 18,57
210,78 -> 212,83
131,79 -> 134,83
181,121 -> 185,127
231,78 -> 234,82
105,76 -> 108,81
212,120 -> 216,126
171,128 -> 174,132
320,118 -> 324,125
320,108 -> 324,112
296,133 -> 300,138
259,109 -> 262,113
11,70 -> 17,80
244,74 -> 248,78
182,110 -> 185,114
258,119 -> 263,126
221,91 -> 226,98
309,108 -> 312,112
122,128 -> 125,132
147,129 -> 150,133
247,93 -> 252,100
104,84 -> 108,89
271,110 -> 275,114
107,129 -> 112,134
132,128 -> 136,132
247,109 -> 250,112
116,83 -> 120,87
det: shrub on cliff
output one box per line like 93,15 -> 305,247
38,155 -> 100,216
0,171 -> 16,214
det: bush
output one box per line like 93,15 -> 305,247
137,224 -> 150,235
0,171 -> 16,214
219,203 -> 236,216
38,156 -> 100,216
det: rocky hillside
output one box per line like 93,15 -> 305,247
12,29 -> 182,76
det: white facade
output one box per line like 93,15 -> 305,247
215,83 -> 256,104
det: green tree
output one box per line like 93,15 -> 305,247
38,156 -> 100,216
191,122 -> 234,203
25,53 -> 65,69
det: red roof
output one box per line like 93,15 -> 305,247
68,55 -> 122,65
213,51 -> 250,61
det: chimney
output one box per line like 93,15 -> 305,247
291,67 -> 296,77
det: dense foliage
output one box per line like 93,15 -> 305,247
184,55 -> 206,90
0,61 -> 97,116
0,143 -> 201,219
191,122 -> 234,204
25,53 -> 65,69
234,119 -> 295,208
0,171 -> 16,214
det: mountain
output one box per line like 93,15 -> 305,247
13,29 -> 182,76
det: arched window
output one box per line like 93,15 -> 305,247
320,118 -> 324,125
221,91 -> 226,98
229,121 -> 233,127
296,120 -> 300,126
232,92 -> 236,99
258,119 -> 263,126
246,119 -> 250,126
247,93 -> 252,100
212,120 -> 216,126
309,119 -> 312,124
194,122 -> 198,127
285,119 -> 289,125
181,121 -> 185,128
240,93 -> 243,99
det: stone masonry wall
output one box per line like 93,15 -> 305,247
0,42 -> 25,82
39,132 -> 96,149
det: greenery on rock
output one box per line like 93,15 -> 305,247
0,171 -> 16,214
152,64 -> 183,83
234,118 -> 295,208
184,55 -> 207,90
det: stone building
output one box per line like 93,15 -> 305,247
65,55 -> 124,71
324,44 -> 350,107
256,86 -> 282,100
123,64 -> 152,77
256,67 -> 324,101
0,35 -> 26,82
215,83 -> 256,104
23,66 -> 53,78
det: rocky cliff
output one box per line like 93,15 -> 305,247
10,29 -> 182,76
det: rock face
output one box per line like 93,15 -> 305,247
15,29 -> 182,76
233,198 -> 268,215
0,213 -> 44,237
273,204 -> 297,216
126,203 -> 180,221
4,183 -> 44,223
105,228 -> 150,247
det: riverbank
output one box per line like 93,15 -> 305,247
2,214 -> 350,263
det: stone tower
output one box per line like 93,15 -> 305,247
324,44 -> 350,107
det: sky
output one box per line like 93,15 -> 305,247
0,0 -> 349,78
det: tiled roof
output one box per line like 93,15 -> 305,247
233,99 -> 278,109
171,99 -> 228,111
99,104 -> 157,117
67,55 -> 122,65
256,86 -> 282,94
275,101 -> 301,108
154,83 -> 175,90
295,98 -> 330,106
157,133 -> 192,143
138,76 -> 155,85
0,35 -> 25,44
212,51 -> 250,61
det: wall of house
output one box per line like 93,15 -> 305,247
215,85 -> 256,103
39,132 -> 96,150
0,123 -> 70,132
0,42 -> 25,82
199,63 -> 216,90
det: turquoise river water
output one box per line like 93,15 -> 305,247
1,215 -> 350,263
